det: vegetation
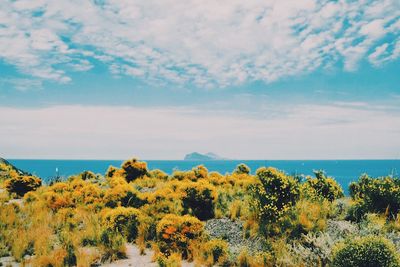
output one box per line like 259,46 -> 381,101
0,159 -> 400,266
332,236 -> 400,267
349,175 -> 400,220
252,167 -> 300,235
5,175 -> 42,197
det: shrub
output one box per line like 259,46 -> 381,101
5,175 -> 42,197
201,239 -> 229,265
156,252 -> 182,267
332,236 -> 400,267
42,179 -> 104,210
236,249 -> 273,267
141,187 -> 183,220
207,172 -> 226,186
104,183 -> 145,208
156,214 -> 204,258
76,170 -> 100,181
105,166 -> 118,179
99,229 -> 126,262
234,164 -> 251,175
148,169 -> 169,180
289,199 -> 332,237
302,170 -> 343,202
349,175 -> 400,219
121,158 -> 148,182
180,181 -> 217,220
251,167 -> 300,235
193,165 -> 208,180
102,207 -> 142,242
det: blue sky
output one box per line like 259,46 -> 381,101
0,0 -> 399,159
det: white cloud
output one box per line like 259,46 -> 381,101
369,43 -> 389,66
0,0 -> 399,87
0,104 -> 399,159
0,78 -> 42,91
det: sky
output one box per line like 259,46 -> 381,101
0,0 -> 399,160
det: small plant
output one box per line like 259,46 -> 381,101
290,199 -> 332,236
157,252 -> 182,267
332,236 -> 400,267
99,229 -> 127,262
5,175 -> 42,197
201,239 -> 229,265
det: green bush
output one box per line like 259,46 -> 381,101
252,167 -> 300,235
121,158 -> 148,182
349,175 -> 400,219
332,236 -> 400,267
180,181 -> 217,220
102,207 -> 142,242
302,170 -> 343,202
234,163 -> 251,175
5,175 -> 42,197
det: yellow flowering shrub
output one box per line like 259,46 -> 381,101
101,207 -> 142,242
104,183 -> 145,208
42,179 -> 104,211
141,187 -> 183,219
148,169 -> 169,180
156,214 -> 204,258
0,161 -> 20,181
121,158 -> 148,182
179,180 -> 217,220
5,175 -> 42,197
193,165 -> 208,180
207,172 -> 226,186
302,170 -> 343,202
349,175 -> 400,220
156,252 -> 182,267
234,163 -> 251,175
251,167 -> 300,235
105,165 -> 118,179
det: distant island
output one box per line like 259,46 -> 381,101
184,152 -> 226,161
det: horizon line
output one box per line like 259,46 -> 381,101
6,158 -> 400,161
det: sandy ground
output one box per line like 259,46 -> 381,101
102,244 -> 158,267
102,244 -> 197,267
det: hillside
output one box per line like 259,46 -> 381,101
0,158 -> 30,181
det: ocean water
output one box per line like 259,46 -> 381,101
8,159 -> 400,194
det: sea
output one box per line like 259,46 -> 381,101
8,159 -> 400,195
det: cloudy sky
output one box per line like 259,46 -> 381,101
1,0 -> 399,159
